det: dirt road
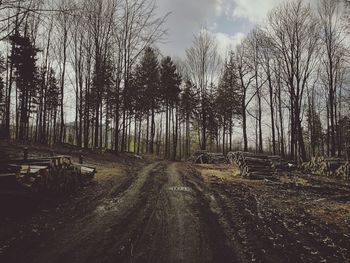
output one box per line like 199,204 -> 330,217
1,160 -> 350,263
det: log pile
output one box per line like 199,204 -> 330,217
0,154 -> 96,194
268,156 -> 295,172
187,150 -> 208,163
335,162 -> 350,180
227,152 -> 275,179
301,156 -> 348,179
188,151 -> 228,164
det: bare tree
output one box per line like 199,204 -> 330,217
318,0 -> 346,156
234,40 -> 255,152
185,29 -> 221,150
55,0 -> 72,143
112,0 -> 168,152
246,29 -> 268,153
268,0 -> 320,162
256,29 -> 277,155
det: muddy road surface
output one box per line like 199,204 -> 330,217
1,160 -> 350,263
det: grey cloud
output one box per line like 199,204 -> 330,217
156,0 -> 322,58
157,0 -> 224,57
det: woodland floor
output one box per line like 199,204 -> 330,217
1,144 -> 350,263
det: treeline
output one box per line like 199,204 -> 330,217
0,0 -> 240,161
226,0 -> 350,162
1,0 -> 350,162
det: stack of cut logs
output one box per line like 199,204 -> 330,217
335,162 -> 350,180
0,153 -> 96,194
268,155 -> 294,172
227,152 -> 275,179
189,151 -> 228,164
302,156 -> 349,179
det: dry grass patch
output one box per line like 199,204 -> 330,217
279,175 -> 311,187
194,163 -> 268,189
307,202 -> 350,227
93,162 -> 128,181
194,163 -> 240,182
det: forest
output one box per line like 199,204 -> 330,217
2,1 -> 350,262
0,0 -> 350,163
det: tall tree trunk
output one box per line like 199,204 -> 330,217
137,116 -> 142,155
258,94 -> 263,153
75,85 -> 79,146
128,116 -> 131,152
223,119 -> 226,155
178,120 -> 182,160
121,109 -> 126,152
185,113 -> 190,159
278,81 -> 285,158
172,108 -> 178,161
150,107 -> 155,154
114,81 -> 120,152
99,103 -> 103,149
229,117 -> 233,152
201,99 -> 206,150
158,113 -> 163,156
326,104 -> 330,156
94,98 -> 100,149
329,89 -> 336,156
84,84 -> 90,149
146,113 -> 149,153
268,74 -> 276,155
60,32 -> 67,144
242,106 -> 248,152
165,103 -> 168,159
337,85 -> 342,158
5,40 -> 15,139
134,116 -> 137,153
290,94 -> 295,160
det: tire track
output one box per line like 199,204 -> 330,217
4,162 -> 165,263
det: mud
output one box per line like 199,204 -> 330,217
1,159 -> 350,263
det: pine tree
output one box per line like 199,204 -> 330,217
0,54 -> 6,133
9,32 -> 39,141
307,106 -> 323,157
160,56 -> 182,159
46,68 -> 60,144
139,47 -> 161,154
129,65 -> 146,154
207,88 -> 220,152
180,80 -> 198,159
217,54 -> 241,153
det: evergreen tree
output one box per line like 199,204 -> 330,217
207,88 -> 220,152
9,32 -> 39,141
102,58 -> 116,149
216,54 -> 241,153
138,47 -> 161,154
0,54 -> 6,130
180,80 -> 198,158
307,107 -> 323,157
160,56 -> 182,159
46,68 -> 60,144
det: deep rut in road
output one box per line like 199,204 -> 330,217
2,160 -> 350,263
2,161 -> 237,263
184,165 -> 350,263
130,162 -> 236,263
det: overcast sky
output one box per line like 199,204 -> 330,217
156,0 -> 318,58
154,0 -> 321,144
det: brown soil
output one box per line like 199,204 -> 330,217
1,150 -> 350,263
